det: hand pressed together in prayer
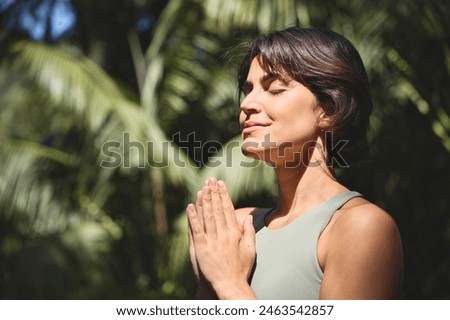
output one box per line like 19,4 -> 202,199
187,178 -> 257,299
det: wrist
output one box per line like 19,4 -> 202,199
211,279 -> 257,300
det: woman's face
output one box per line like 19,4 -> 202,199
239,57 -> 323,166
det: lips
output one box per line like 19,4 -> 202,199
242,121 -> 270,138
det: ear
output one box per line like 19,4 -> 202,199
316,107 -> 331,130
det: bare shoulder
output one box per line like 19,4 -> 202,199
326,198 -> 403,255
331,198 -> 400,239
320,197 -> 404,299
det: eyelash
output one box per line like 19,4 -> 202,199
241,86 -> 285,96
268,89 -> 285,95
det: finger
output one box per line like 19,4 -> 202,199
241,215 -> 256,279
242,215 -> 256,251
208,178 -> 227,232
187,205 -> 200,282
201,186 -> 217,238
195,190 -> 204,230
217,180 -> 239,231
187,203 -> 206,246
187,203 -> 197,250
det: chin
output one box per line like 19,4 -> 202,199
241,145 -> 263,160
241,145 -> 277,166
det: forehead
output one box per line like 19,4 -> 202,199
246,58 -> 264,77
246,57 -> 291,82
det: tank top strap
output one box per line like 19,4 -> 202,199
252,191 -> 362,232
318,191 -> 362,232
252,207 -> 275,232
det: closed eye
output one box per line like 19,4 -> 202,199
268,89 -> 285,95
265,77 -> 289,95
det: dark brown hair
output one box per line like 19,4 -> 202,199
237,27 -> 373,167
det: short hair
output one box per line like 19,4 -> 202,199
237,27 -> 373,167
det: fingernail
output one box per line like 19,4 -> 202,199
203,186 -> 211,195
217,180 -> 225,188
210,178 -> 217,186
187,203 -> 194,211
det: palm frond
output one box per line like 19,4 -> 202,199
159,211 -> 192,298
8,40 -> 200,191
3,137 -> 78,166
0,149 -> 73,234
203,0 -> 304,32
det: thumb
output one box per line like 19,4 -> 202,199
242,215 -> 256,250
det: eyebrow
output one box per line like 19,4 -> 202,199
261,72 -> 281,83
242,72 -> 287,90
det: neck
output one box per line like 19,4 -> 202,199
271,151 -> 346,220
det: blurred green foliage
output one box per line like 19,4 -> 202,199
0,0 -> 449,299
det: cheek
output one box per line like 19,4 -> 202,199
275,112 -> 319,138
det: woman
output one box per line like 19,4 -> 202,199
186,27 -> 403,299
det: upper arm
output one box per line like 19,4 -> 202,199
320,204 -> 403,299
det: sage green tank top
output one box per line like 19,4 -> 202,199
250,191 -> 362,300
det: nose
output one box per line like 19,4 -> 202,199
240,93 -> 262,116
